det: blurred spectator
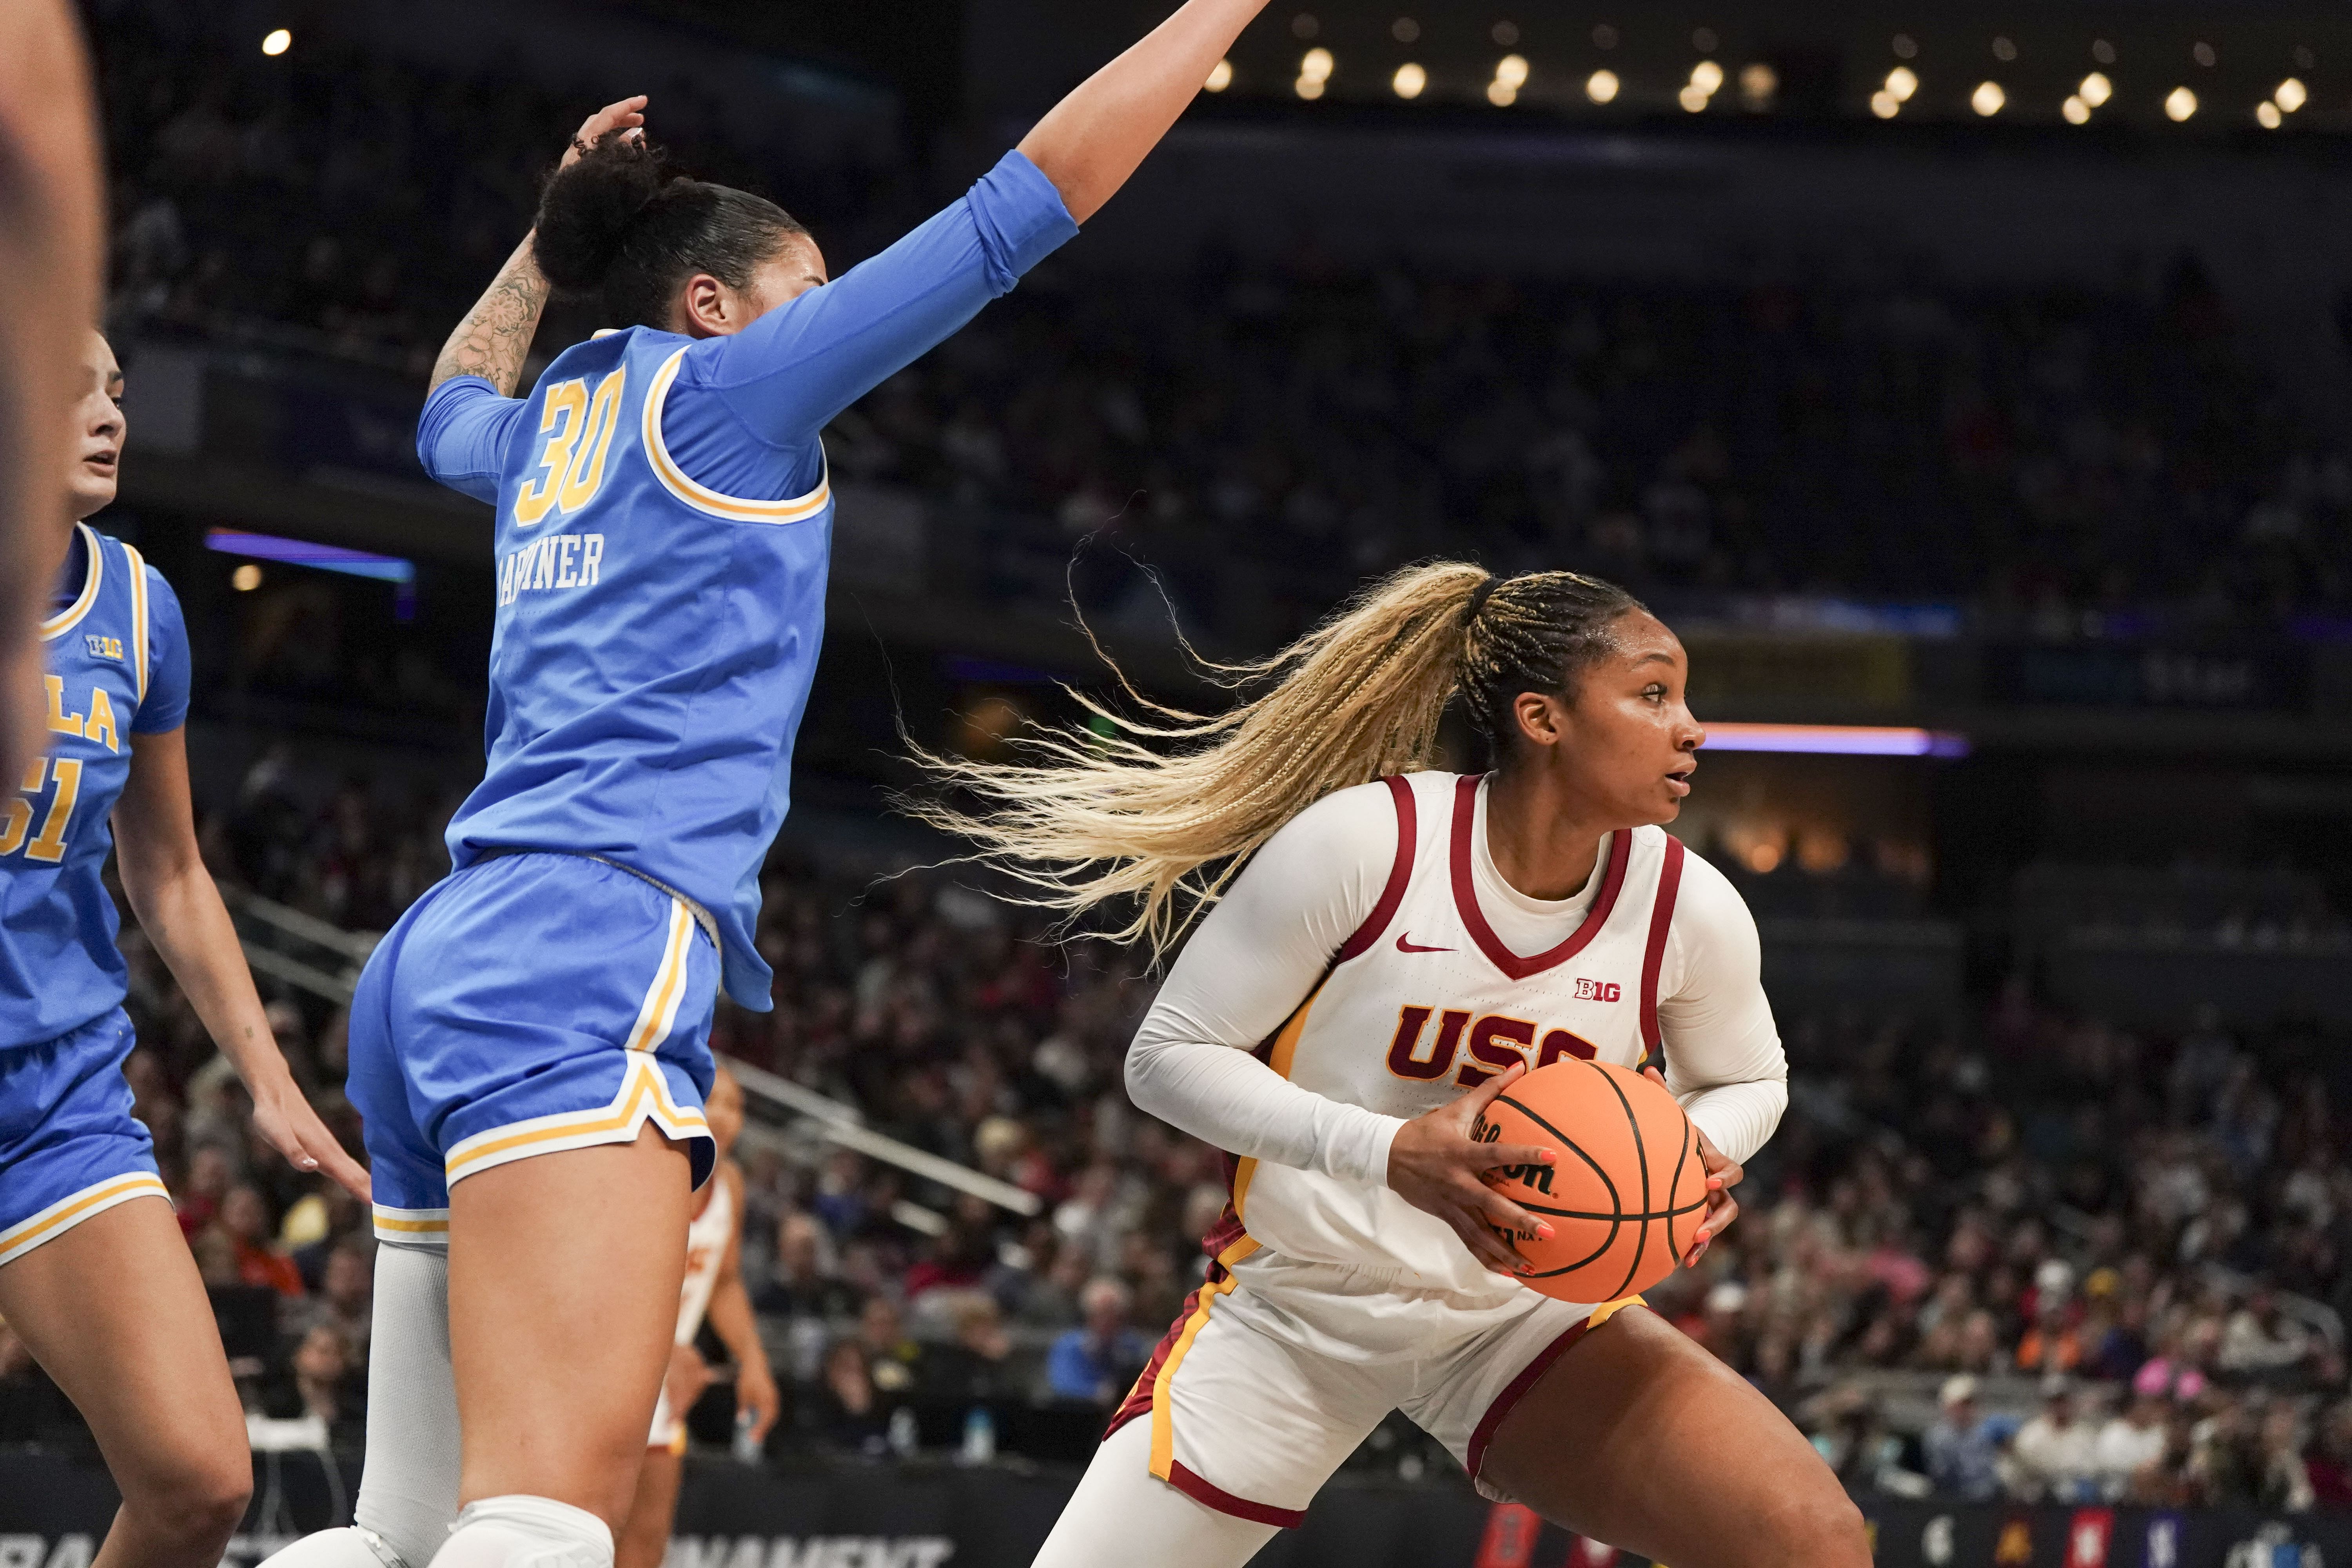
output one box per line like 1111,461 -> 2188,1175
174,1143 -> 234,1236
905,1217 -> 994,1301
220,1183 -> 305,1298
2009,1382 -> 2102,1503
2095,1390 -> 2170,1501
293,1236 -> 374,1357
2306,1401 -> 2352,1508
754,1210 -> 862,1322
1923,1376 -> 2006,1503
2221,1290 -> 2317,1379
259,1323 -> 364,1448
2260,1403 -> 2318,1512
855,1296 -> 924,1405
815,1339 -> 884,1453
923,1296 -> 1018,1406
2190,1396 -> 2263,1507
1046,1277 -> 1151,1405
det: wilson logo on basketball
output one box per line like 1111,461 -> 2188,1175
1474,1116 -> 1561,1197
1572,978 -> 1621,1003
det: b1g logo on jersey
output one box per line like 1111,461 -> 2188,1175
1573,979 -> 1622,1003
82,634 -> 123,662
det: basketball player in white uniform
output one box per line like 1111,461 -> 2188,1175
616,1066 -> 777,1568
915,564 -> 1869,1568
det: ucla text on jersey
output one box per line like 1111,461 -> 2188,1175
2,526 -> 192,1047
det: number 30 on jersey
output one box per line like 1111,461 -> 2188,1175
514,367 -> 625,526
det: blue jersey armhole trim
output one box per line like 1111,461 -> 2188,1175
642,347 -> 829,523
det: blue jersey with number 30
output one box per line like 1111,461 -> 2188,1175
419,151 -> 1076,1010
0,526 -> 192,1047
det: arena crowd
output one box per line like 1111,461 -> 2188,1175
85,0 -> 2352,645
0,755 -> 2344,1514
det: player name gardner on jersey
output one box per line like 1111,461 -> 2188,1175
496,532 -> 605,606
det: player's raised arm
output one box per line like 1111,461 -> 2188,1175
1018,0 -> 1269,225
620,0 -> 1273,475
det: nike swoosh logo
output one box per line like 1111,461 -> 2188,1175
1396,934 -> 1452,954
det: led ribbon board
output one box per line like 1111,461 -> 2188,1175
1700,722 -> 1967,757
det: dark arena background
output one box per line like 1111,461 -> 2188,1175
7,0 -> 2352,1563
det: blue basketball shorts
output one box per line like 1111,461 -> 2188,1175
0,1007 -> 167,1270
348,851 -> 720,1248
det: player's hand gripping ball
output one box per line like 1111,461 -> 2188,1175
1474,1059 -> 1705,1303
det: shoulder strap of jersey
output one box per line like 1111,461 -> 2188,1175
118,539 -> 151,706
1331,775 -> 1417,964
1638,833 -> 1689,1070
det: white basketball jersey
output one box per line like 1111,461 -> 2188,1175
675,1168 -> 737,1346
1206,771 -> 1688,1300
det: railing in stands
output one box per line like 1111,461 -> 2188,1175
221,887 -> 1040,1221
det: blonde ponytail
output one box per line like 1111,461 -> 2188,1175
904,561 -> 1642,956
904,562 -> 1486,953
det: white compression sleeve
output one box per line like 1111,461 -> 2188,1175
355,1243 -> 462,1566
1125,782 -> 1406,1188
1652,851 -> 1789,1165
256,1243 -> 459,1568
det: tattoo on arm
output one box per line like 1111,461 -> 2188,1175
430,232 -> 550,396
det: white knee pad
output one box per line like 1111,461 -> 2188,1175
430,1497 -> 614,1568
257,1526 -> 414,1568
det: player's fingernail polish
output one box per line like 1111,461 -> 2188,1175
1536,1223 -> 1555,1240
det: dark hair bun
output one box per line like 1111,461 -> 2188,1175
533,133 -> 675,294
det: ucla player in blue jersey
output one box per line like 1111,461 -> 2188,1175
1,330 -> 371,1568
256,11 -> 1278,1568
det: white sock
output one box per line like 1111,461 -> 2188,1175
428,1497 -> 613,1568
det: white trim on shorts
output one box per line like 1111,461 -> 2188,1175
0,1172 -> 170,1269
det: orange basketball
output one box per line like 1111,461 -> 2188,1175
1474,1059 -> 1705,1304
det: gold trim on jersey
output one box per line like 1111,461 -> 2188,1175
1148,1232 -> 1259,1482
121,540 -> 150,704
641,348 -> 831,523
38,524 -> 104,641
0,1171 -> 169,1268
1228,983 -> 1323,1228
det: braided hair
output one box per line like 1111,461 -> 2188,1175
906,561 -> 1648,955
1457,570 -> 1648,758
